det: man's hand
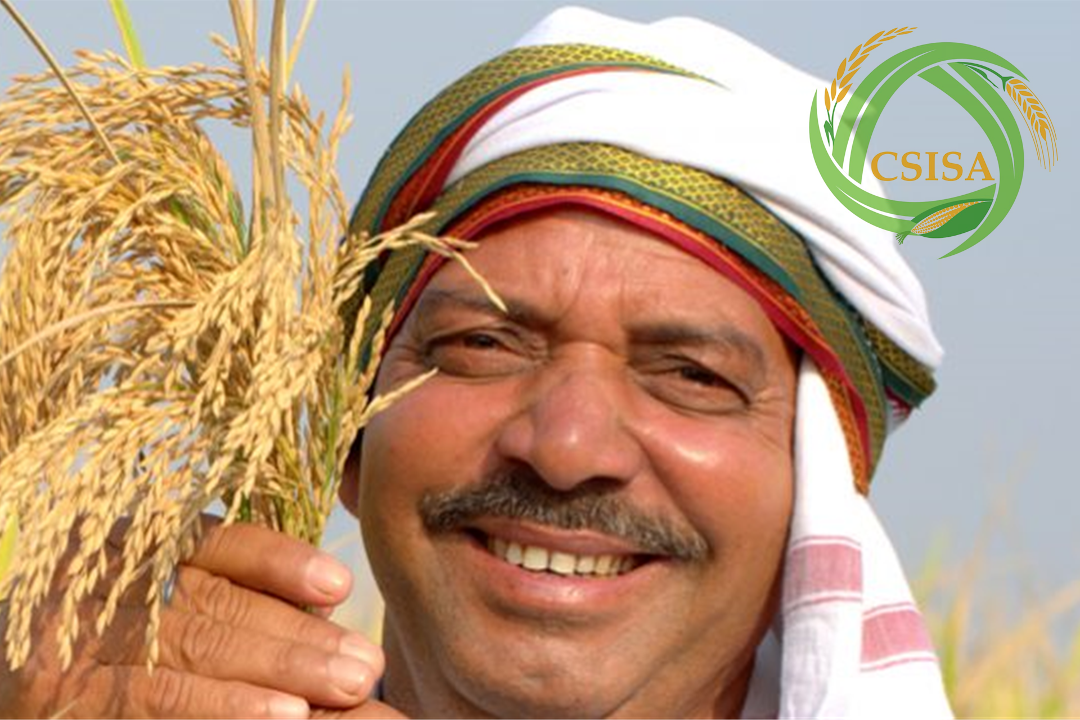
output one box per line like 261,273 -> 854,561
0,520 -> 386,718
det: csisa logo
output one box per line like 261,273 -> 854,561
810,27 -> 1058,257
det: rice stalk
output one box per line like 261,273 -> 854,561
0,0 -> 120,164
286,0 -> 318,81
0,3 -> 496,671
107,0 -> 146,70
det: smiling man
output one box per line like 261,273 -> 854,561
328,6 -> 953,717
0,7 -> 954,719
349,207 -> 798,717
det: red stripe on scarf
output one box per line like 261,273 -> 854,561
782,538 -> 863,613
861,602 -> 936,671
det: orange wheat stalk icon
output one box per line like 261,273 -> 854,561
822,26 -> 916,145
961,63 -> 1059,171
1005,78 -> 1058,170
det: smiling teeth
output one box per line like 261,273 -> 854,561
487,537 -> 636,577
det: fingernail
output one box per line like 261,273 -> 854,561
305,555 -> 350,598
340,632 -> 382,668
267,695 -> 309,719
329,654 -> 370,697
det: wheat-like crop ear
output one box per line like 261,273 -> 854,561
0,1 -> 497,672
824,26 -> 916,118
1005,78 -> 1058,171
0,0 -> 121,164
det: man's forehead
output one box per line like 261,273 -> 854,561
412,283 -> 773,372
412,207 -> 786,343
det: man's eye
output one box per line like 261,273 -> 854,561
459,332 -> 501,350
637,360 -> 749,414
423,331 -> 533,377
676,364 -> 727,388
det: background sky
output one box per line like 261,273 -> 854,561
2,1 -> 1077,633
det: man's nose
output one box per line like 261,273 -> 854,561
494,361 -> 645,491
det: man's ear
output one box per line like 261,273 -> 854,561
339,436 -> 362,518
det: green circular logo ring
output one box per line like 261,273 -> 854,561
810,37 -> 1058,257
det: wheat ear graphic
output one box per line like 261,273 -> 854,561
822,26 -> 916,146
960,63 -> 1058,171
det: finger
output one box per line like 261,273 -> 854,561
157,609 -> 379,708
98,605 -> 380,708
187,522 -> 353,607
311,699 -> 409,719
86,664 -> 312,719
101,516 -> 352,610
171,564 -> 381,667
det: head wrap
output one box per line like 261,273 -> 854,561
347,7 -> 953,718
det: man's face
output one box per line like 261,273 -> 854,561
354,207 -> 798,718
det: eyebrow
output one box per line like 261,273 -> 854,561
628,322 -> 768,370
414,288 -> 769,368
414,288 -> 550,327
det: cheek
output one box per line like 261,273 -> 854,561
359,394 -> 449,528
358,377 -> 520,523
640,411 -> 794,554
358,383 -> 469,595
357,377 -> 530,611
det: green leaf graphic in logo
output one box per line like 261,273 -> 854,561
809,41 -> 1058,257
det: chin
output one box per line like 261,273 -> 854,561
450,666 -> 633,719
383,600 -> 650,718
432,628 -> 652,719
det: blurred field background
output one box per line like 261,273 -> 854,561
2,2 -> 1077,717
913,518 -> 1080,716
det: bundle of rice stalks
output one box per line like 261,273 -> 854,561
0,0 -> 489,671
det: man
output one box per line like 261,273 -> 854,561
1,7 -> 952,718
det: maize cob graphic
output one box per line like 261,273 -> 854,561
895,199 -> 992,244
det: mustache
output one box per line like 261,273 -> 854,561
418,465 -> 709,562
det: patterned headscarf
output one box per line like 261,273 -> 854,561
346,7 -> 952,718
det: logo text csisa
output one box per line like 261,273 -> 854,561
810,28 -> 1058,256
870,151 -> 994,182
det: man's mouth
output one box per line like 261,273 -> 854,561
459,517 -> 658,580
450,519 -> 678,616
483,535 -> 641,578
